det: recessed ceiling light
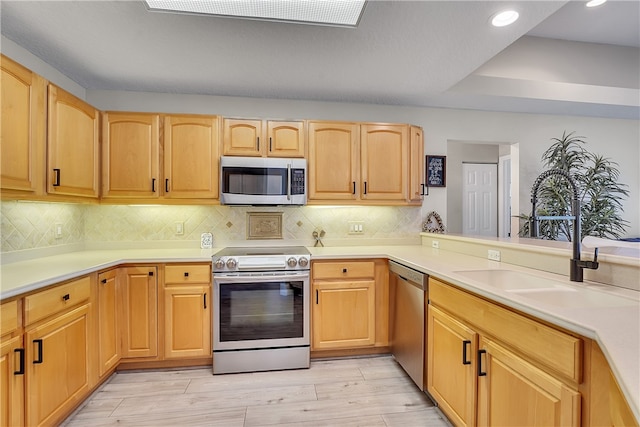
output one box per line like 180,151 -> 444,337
491,10 -> 519,27
144,0 -> 367,27
586,0 -> 607,7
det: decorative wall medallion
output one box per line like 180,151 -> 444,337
422,211 -> 445,233
247,212 -> 283,240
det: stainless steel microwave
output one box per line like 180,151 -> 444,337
220,156 -> 307,205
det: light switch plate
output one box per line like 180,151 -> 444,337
200,232 -> 213,249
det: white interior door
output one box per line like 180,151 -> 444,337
462,163 -> 498,237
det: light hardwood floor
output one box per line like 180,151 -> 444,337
63,356 -> 451,426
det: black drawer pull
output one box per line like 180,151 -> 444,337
342,268 -> 348,273
149,271 -> 154,276
462,340 -> 471,365
53,168 -> 61,186
14,348 -> 25,375
101,278 -> 107,284
478,349 -> 487,376
33,339 -> 43,364
184,272 -> 189,277
62,293 -> 70,301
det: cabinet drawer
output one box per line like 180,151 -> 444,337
312,261 -> 375,280
165,264 -> 211,284
24,276 -> 91,326
0,300 -> 19,336
430,277 -> 582,383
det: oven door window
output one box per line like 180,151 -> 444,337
222,167 -> 287,196
219,280 -> 304,341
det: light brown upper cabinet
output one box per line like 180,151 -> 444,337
1,55 -> 46,196
223,118 -> 304,157
408,125 -> 425,203
307,121 -> 360,201
101,112 -> 160,199
164,115 -> 219,199
360,123 -> 408,202
47,84 -> 99,198
308,121 -> 411,204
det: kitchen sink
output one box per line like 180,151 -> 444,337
453,269 -> 571,292
454,269 -> 638,308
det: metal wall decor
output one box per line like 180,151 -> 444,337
426,155 -> 446,187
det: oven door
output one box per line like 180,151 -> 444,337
213,272 -> 310,351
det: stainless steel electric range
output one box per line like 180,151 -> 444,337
212,246 -> 311,374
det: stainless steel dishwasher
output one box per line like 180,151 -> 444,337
389,260 -> 427,390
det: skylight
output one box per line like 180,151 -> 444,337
144,0 -> 367,27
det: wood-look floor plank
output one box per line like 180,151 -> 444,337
64,356 -> 451,427
244,391 -> 433,426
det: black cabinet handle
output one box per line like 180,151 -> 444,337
352,181 -> 356,194
184,272 -> 189,277
62,293 -> 70,301
364,182 -> 368,195
342,268 -> 347,273
478,349 -> 487,376
269,137 -> 272,152
152,178 -> 156,192
315,289 -> 319,304
101,278 -> 107,284
462,340 -> 471,365
33,339 -> 43,364
149,271 -> 154,276
421,184 -> 425,196
14,348 -> 25,375
256,137 -> 260,151
165,179 -> 169,193
204,293 -> 207,309
53,169 -> 61,186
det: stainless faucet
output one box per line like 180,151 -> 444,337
530,169 -> 599,282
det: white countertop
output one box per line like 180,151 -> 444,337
1,244 -> 638,421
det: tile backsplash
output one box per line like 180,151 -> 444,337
1,201 -> 424,253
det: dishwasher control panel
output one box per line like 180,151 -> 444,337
389,261 -> 426,288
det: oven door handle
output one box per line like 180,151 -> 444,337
215,273 -> 309,284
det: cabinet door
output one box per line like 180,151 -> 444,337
360,124 -> 408,201
121,267 -> 158,359
267,121 -> 305,157
427,305 -> 478,427
312,280 -> 375,350
408,125 -> 425,203
477,337 -> 581,427
307,121 -> 359,201
1,55 -> 46,194
0,335 -> 25,427
97,269 -> 120,376
164,115 -> 219,199
102,112 -> 160,198
223,119 -> 262,156
47,84 -> 99,198
164,286 -> 211,358
25,304 -> 90,427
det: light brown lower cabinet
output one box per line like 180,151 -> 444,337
97,269 -> 120,376
163,263 -> 211,359
0,334 -> 24,427
427,277 -> 581,427
121,266 -> 158,359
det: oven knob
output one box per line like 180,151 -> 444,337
226,258 -> 237,269
298,257 -> 309,267
287,257 -> 298,267
214,259 -> 225,270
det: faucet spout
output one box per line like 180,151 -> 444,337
530,169 -> 598,282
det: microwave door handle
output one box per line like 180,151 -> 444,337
287,164 -> 292,201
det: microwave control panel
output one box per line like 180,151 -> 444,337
291,169 -> 305,195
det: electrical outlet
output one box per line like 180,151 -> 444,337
175,221 -> 184,235
348,221 -> 364,234
488,249 -> 501,261
432,240 -> 440,249
55,223 -> 63,239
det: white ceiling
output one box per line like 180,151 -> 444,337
1,1 -> 638,119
